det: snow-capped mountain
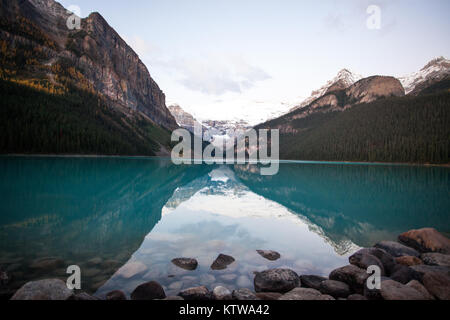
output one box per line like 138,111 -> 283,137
399,56 -> 450,95
290,69 -> 363,112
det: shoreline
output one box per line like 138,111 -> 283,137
1,154 -> 449,168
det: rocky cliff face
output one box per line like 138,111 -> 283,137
0,0 -> 177,130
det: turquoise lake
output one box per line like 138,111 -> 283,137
0,157 -> 449,297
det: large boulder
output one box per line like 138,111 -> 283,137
422,272 -> 450,300
380,280 -> 431,300
318,280 -> 351,298
232,288 -> 259,300
131,281 -> 166,300
351,248 -> 395,275
406,280 -> 435,300
390,265 -> 422,284
254,269 -> 300,293
399,228 -> 450,254
410,265 -> 450,280
213,286 -> 232,300
279,288 -> 334,300
374,241 -> 420,258
171,258 -> 198,271
349,251 -> 385,275
329,265 -> 368,294
421,253 -> 450,267
11,279 -> 73,300
179,286 -> 213,300
257,250 -> 281,261
211,254 -> 235,271
299,275 -> 327,290
395,256 -> 423,266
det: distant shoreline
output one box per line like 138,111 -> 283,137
1,154 -> 449,168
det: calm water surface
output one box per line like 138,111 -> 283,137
0,157 -> 448,297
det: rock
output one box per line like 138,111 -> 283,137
256,250 -> 281,261
213,286 -> 232,300
360,248 -> 396,275
131,281 -> 166,300
106,290 -> 127,301
395,256 -> 423,266
199,274 -> 216,285
162,296 -> 185,301
299,275 -> 327,290
86,257 -> 103,266
390,265 -> 422,284
329,265 -> 368,294
171,258 -> 198,271
318,280 -> 351,298
179,286 -> 213,301
380,280 -> 428,300
117,261 -> 148,279
68,292 -> 100,301
422,272 -> 450,300
232,288 -> 259,300
211,254 -> 235,271
255,292 -> 283,300
0,270 -> 9,286
374,241 -> 420,258
349,251 -> 385,275
254,269 -> 300,293
279,288 -> 335,300
363,276 -> 391,300
11,279 -> 73,300
406,280 -> 434,300
421,252 -> 450,267
347,294 -> 368,300
30,257 -> 64,270
399,228 -> 450,254
410,265 -> 450,280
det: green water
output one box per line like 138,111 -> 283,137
0,157 -> 448,297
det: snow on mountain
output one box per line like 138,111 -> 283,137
399,56 -> 450,95
290,69 -> 363,112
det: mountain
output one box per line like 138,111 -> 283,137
290,69 -> 363,112
168,104 -> 205,135
0,0 -> 177,155
400,56 -> 450,95
257,76 -> 449,163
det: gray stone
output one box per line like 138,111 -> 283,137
179,286 -> 213,300
406,280 -> 434,300
257,250 -> 281,261
68,292 -> 101,301
380,280 -> 431,300
279,288 -> 335,300
211,254 -> 235,271
11,279 -> 73,300
254,269 -> 300,293
399,228 -> 450,254
106,290 -> 127,300
329,265 -> 368,294
213,286 -> 232,300
299,275 -> 327,290
390,265 -> 422,284
349,251 -> 385,275
347,294 -> 368,300
171,258 -> 198,271
319,280 -> 351,298
375,241 -> 420,258
232,288 -> 259,300
422,272 -> 450,300
162,296 -> 185,300
421,252 -> 450,267
131,281 -> 166,300
410,264 -> 450,280
255,292 -> 283,300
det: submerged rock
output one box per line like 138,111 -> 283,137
300,275 -> 327,290
254,269 -> 300,293
106,290 -> 127,301
11,279 -> 73,300
421,252 -> 450,267
171,258 -> 198,271
179,286 -> 213,300
255,292 -> 283,300
232,288 -> 259,300
399,228 -> 450,254
213,286 -> 232,300
374,241 -> 420,258
211,254 -> 236,271
279,288 -> 334,300
117,261 -> 148,279
257,250 -> 281,261
30,258 -> 64,271
131,281 -> 166,300
319,280 -> 351,298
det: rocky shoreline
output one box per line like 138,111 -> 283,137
5,228 -> 450,300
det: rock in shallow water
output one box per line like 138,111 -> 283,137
399,228 -> 450,254
347,294 -> 368,300
300,275 -> 327,290
211,254 -> 235,271
422,272 -> 450,300
171,258 -> 198,271
254,269 -> 300,293
257,250 -> 281,261
232,288 -> 259,300
106,290 -> 127,301
349,251 -> 385,276
213,286 -> 232,300
421,252 -> 450,267
380,280 -> 431,300
329,265 -> 368,294
255,292 -> 283,300
179,286 -> 213,300
11,279 -> 73,300
319,280 -> 351,298
279,288 -> 334,300
131,281 -> 166,300
374,241 -> 420,258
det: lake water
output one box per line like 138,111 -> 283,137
0,157 -> 449,298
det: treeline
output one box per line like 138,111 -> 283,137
274,91 -> 450,163
0,80 -> 172,156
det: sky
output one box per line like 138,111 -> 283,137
59,0 -> 450,124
